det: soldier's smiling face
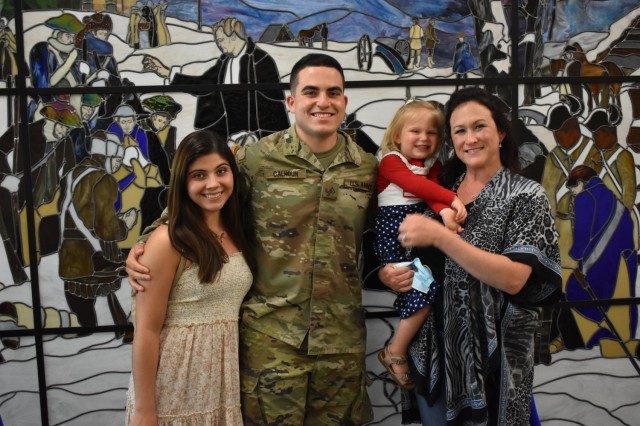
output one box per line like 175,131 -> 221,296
286,66 -> 347,147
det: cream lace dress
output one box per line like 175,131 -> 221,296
126,253 -> 252,425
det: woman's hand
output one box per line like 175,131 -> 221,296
378,263 -> 414,293
398,214 -> 447,248
126,243 -> 151,293
400,215 -> 532,294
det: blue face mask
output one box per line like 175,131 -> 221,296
394,258 -> 435,294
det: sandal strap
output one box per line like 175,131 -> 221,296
387,355 -> 407,365
385,346 -> 408,365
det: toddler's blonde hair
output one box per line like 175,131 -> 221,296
380,99 -> 445,156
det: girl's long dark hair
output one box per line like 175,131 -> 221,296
440,87 -> 520,189
167,130 -> 256,282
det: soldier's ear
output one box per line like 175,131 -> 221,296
286,95 -> 295,112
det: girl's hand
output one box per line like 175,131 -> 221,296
440,208 -> 463,234
450,196 -> 468,223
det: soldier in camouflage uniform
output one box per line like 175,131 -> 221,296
236,57 -> 377,424
127,53 -> 376,424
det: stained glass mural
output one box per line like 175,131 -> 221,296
0,337 -> 40,425
1,1 -> 639,424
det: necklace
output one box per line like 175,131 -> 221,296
213,231 -> 225,242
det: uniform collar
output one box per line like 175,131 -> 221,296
279,124 -> 364,168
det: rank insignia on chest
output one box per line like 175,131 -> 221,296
323,181 -> 339,200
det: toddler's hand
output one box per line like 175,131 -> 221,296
440,208 -> 463,234
450,196 -> 468,223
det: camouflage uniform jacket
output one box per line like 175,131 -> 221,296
236,124 -> 377,355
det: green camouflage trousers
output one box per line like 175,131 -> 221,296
240,324 -> 373,425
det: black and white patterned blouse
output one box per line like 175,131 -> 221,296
409,167 -> 562,425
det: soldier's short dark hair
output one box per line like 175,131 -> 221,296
290,53 -> 345,92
